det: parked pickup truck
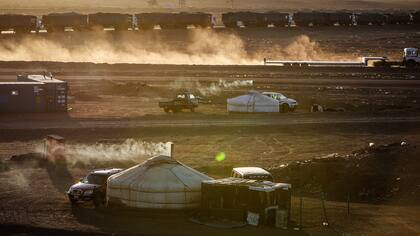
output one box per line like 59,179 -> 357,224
159,92 -> 199,112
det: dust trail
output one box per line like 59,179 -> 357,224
0,30 -> 354,65
171,79 -> 253,96
2,170 -> 30,189
0,29 -> 257,65
265,35 -> 358,61
197,79 -> 254,96
36,139 -> 170,166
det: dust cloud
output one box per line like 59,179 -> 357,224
0,29 -> 256,65
3,170 -> 30,189
171,79 -> 253,96
36,139 -> 171,166
267,35 -> 356,61
0,30 -> 353,65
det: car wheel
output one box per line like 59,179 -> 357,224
93,194 -> 104,208
405,60 -> 416,68
190,107 -> 195,112
282,104 -> 290,113
164,107 -> 169,113
68,196 -> 78,205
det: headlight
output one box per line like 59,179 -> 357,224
83,189 -> 94,195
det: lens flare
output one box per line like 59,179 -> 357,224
215,152 -> 226,162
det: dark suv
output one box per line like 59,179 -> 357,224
67,168 -> 122,207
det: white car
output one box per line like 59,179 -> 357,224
262,92 -> 298,112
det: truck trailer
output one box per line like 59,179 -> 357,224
264,48 -> 419,68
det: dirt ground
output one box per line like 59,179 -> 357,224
1,27 -> 420,235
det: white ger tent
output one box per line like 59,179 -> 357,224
227,91 -> 279,113
107,155 -> 212,209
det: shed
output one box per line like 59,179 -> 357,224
227,91 -> 279,113
107,155 -> 213,209
201,178 -> 291,227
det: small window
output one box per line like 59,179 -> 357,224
11,90 -> 19,96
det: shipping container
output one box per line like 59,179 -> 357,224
0,74 -> 67,113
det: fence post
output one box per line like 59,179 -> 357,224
321,190 -> 329,227
299,191 -> 303,230
347,192 -> 350,216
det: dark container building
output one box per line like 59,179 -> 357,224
0,74 -> 67,113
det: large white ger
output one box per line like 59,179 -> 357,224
227,91 -> 279,113
107,155 -> 212,209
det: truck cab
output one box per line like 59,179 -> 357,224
159,92 -> 199,113
403,48 -> 419,67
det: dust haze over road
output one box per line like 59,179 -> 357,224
0,30 -> 355,65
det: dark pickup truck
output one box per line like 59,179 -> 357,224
159,92 -> 199,112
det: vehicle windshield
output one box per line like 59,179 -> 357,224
406,49 -> 418,57
277,93 -> 287,100
244,174 -> 273,181
83,174 -> 108,185
176,94 -> 186,99
264,93 -> 286,100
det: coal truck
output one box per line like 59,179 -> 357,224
136,12 -> 212,29
0,14 -> 37,33
355,13 -> 386,25
412,11 -> 420,25
88,13 -> 132,31
42,12 -> 88,32
385,12 -> 411,25
262,12 -> 290,27
293,12 -> 329,26
222,12 -> 266,28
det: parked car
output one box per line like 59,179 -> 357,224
262,92 -> 298,112
231,167 -> 274,181
67,168 -> 122,207
159,92 -> 199,113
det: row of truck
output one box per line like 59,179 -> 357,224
1,11 -> 420,33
